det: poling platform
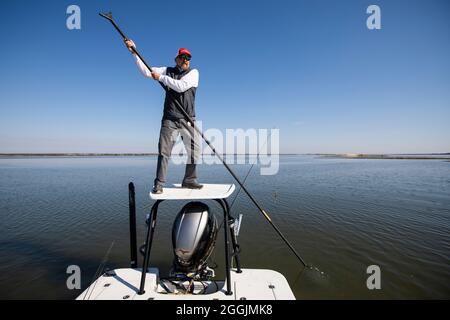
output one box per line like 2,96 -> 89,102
150,184 -> 235,200
76,182 -> 297,300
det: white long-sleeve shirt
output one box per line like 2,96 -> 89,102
134,54 -> 199,93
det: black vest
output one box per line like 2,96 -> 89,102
160,66 -> 197,120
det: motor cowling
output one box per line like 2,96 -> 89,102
172,201 -> 218,274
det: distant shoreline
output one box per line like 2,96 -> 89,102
318,153 -> 450,160
0,153 -> 158,157
0,153 -> 287,157
0,153 -> 449,159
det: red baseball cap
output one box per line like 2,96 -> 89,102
177,48 -> 192,58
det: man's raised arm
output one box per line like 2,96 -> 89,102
124,39 -> 166,78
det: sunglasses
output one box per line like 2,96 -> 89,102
178,54 -> 191,61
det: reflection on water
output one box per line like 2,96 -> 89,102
0,156 -> 449,299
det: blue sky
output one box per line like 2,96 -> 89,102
0,0 -> 449,153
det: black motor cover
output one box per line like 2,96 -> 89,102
172,201 -> 218,273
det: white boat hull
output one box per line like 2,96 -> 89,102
77,268 -> 296,300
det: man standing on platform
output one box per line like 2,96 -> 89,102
125,39 -> 203,194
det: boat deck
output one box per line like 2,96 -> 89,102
77,268 -> 295,300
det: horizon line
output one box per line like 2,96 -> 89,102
1,152 -> 449,156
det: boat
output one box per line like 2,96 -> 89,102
77,183 -> 296,300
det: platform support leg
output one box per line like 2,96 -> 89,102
229,217 -> 242,273
215,199 -> 234,295
222,201 -> 233,295
222,199 -> 242,273
128,182 -> 138,268
138,200 -> 162,295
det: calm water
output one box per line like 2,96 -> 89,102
0,156 -> 449,299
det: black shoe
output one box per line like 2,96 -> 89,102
182,182 -> 203,189
151,185 -> 163,194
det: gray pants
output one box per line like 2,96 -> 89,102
154,118 -> 201,187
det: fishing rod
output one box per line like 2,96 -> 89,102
229,129 -> 273,210
219,130 -> 273,232
99,12 -> 308,268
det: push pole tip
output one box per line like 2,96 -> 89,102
99,12 -> 113,19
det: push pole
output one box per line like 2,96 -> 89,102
99,12 -> 308,268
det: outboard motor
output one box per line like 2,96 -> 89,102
171,201 -> 218,278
